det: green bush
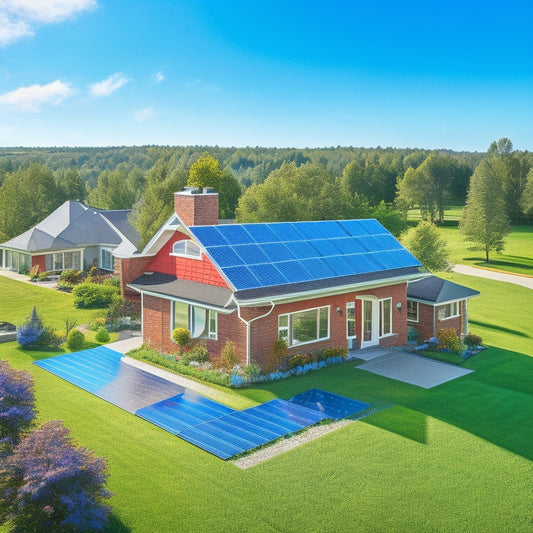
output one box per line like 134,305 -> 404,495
72,282 -> 118,308
66,329 -> 85,351
180,345 -> 209,365
221,341 -> 239,370
244,362 -> 261,377
95,326 -> 110,343
38,327 -> 63,349
171,327 -> 190,349
287,352 -> 313,369
59,269 -> 84,284
318,347 -> 348,361
464,333 -> 483,347
88,317 -> 107,331
437,328 -> 463,355
265,338 -> 288,373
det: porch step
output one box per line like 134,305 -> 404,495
348,346 -> 395,362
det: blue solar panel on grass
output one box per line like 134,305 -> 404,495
289,389 -> 370,420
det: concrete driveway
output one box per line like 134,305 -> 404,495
357,351 -> 473,389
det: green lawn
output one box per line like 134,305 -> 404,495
0,277 -> 532,532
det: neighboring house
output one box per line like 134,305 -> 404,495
406,275 -> 479,342
117,187 -> 476,370
0,201 -> 140,274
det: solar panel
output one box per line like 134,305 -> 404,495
252,263 -> 288,287
190,226 -> 229,246
217,224 -> 254,244
207,246 -> 243,267
267,222 -> 305,241
293,221 -> 328,240
274,260 -> 313,283
317,220 -> 350,238
221,266 -> 261,289
258,242 -> 296,262
244,223 -> 281,243
232,244 -> 270,265
311,238 -> 342,257
289,240 -> 321,259
298,258 -> 336,280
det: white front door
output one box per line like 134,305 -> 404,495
360,298 -> 379,349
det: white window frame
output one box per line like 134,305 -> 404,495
172,301 -> 217,340
437,301 -> 460,320
379,297 -> 393,338
171,240 -> 202,260
100,247 -> 115,271
50,249 -> 82,271
278,305 -> 330,347
346,302 -> 356,339
407,300 -> 419,322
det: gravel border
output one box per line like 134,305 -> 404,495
232,419 -> 354,469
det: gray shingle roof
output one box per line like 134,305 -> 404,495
407,275 -> 480,303
0,201 -> 140,254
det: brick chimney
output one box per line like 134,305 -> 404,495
174,187 -> 219,227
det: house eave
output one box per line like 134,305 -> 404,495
407,293 -> 479,306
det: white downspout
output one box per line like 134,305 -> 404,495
236,299 -> 276,365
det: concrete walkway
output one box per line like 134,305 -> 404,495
453,264 -> 533,289
0,269 -> 58,289
356,349 -> 473,389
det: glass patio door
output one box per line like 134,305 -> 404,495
360,298 -> 379,349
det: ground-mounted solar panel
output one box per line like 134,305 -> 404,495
244,223 -> 281,244
221,265 -> 261,289
258,242 -> 297,262
206,245 -> 243,267
190,226 -> 229,246
289,389 -> 370,420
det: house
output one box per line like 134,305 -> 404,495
406,275 -> 479,342
117,187 -> 479,370
0,201 -> 140,275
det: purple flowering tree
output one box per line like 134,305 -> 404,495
2,420 -> 112,532
0,360 -> 36,449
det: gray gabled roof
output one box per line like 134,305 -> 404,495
407,275 -> 480,304
0,201 -> 140,254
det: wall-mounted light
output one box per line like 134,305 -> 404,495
396,302 -> 402,311
336,306 -> 342,314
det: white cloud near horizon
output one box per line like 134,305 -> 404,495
134,107 -> 155,122
90,73 -> 130,96
155,71 -> 165,83
0,80 -> 76,111
0,0 -> 96,46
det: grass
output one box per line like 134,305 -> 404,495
0,277 -> 532,532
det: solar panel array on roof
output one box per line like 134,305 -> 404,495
190,220 -> 421,291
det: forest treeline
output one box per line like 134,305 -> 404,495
0,142 -> 531,246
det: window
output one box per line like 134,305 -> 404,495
346,302 -> 356,338
173,301 -> 217,339
379,298 -> 392,337
172,240 -> 201,259
407,300 -> 419,322
100,248 -> 114,271
51,250 -> 82,271
437,302 -> 459,320
278,306 -> 329,347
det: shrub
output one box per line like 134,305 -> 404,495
287,352 -> 313,369
437,328 -> 463,355
103,276 -> 120,289
265,338 -> 288,373
0,360 -> 36,447
88,317 -> 107,331
171,328 -> 190,351
66,329 -> 85,351
2,420 -> 112,532
72,282 -> 118,309
16,306 -> 44,349
180,345 -> 209,365
95,326 -> 110,343
245,362 -> 261,377
56,280 -> 75,293
318,347 -> 348,361
38,327 -> 63,349
464,333 -> 483,348
221,341 -> 239,370
29,265 -> 40,281
59,269 -> 84,284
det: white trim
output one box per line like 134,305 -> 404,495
236,301 -> 276,366
278,305 -> 330,348
170,240 -> 202,260
406,300 -> 419,323
100,247 -> 115,271
346,301 -> 356,339
170,300 -> 218,341
358,296 -> 379,349
141,292 -> 144,341
379,297 -> 392,338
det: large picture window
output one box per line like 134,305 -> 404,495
278,306 -> 329,347
437,302 -> 459,320
52,250 -> 81,271
173,301 -> 217,339
379,298 -> 392,337
171,240 -> 201,259
101,248 -> 115,271
407,300 -> 419,322
346,302 -> 356,338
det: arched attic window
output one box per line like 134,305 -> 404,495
171,239 -> 202,259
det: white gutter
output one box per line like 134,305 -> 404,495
235,298 -> 276,365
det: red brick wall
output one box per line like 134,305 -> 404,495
174,191 -> 219,227
146,233 -> 228,288
410,300 -> 466,342
115,256 -> 154,302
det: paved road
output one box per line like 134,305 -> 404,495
453,264 -> 533,289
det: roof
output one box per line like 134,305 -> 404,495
189,219 -> 422,293
407,275 -> 480,304
128,272 -> 235,311
0,201 -> 140,254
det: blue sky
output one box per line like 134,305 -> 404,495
0,0 -> 531,151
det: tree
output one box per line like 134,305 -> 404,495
0,163 -> 63,241
0,361 -> 36,449
371,201 -> 407,237
460,158 -> 511,262
487,137 -> 513,156
520,168 -> 533,215
402,221 -> 451,271
87,168 -> 136,209
57,169 -> 87,202
1,420 -> 111,532
187,154 -> 241,218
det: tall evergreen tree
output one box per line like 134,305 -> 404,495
460,158 -> 511,262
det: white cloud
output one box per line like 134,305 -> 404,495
0,0 -> 96,46
134,107 -> 155,122
0,80 -> 75,111
90,73 -> 130,96
185,79 -> 220,92
155,71 -> 165,83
